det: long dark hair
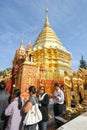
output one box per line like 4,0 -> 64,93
13,89 -> 22,110
29,86 -> 37,94
39,86 -> 45,93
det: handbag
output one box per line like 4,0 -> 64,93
23,97 -> 42,125
48,114 -> 52,121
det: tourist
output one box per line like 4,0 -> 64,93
5,89 -> 23,130
53,82 -> 64,117
38,86 -> 49,130
0,80 -> 10,130
23,86 -> 38,130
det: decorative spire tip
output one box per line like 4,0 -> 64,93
45,7 -> 48,17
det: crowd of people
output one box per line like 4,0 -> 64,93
0,70 -> 86,130
0,80 -> 65,130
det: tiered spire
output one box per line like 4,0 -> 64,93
44,8 -> 50,27
46,7 -> 48,17
26,43 -> 32,52
34,7 -> 62,46
19,40 -> 25,50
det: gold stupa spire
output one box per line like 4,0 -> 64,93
19,40 -> 25,50
34,7 -> 62,46
26,43 -> 32,51
44,8 -> 50,27
46,7 -> 48,17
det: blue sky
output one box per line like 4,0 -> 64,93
0,0 -> 87,71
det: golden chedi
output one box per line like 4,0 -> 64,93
12,9 -> 72,97
33,9 -> 72,80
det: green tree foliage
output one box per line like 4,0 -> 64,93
79,55 -> 87,69
0,67 -> 11,76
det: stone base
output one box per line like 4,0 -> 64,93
57,112 -> 87,130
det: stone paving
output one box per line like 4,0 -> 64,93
48,124 -> 56,130
47,103 -> 56,130
57,112 -> 87,130
48,100 -> 87,130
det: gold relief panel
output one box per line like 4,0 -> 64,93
28,77 -> 32,84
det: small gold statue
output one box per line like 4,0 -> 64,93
72,71 -> 79,106
77,72 -> 84,101
64,71 -> 72,111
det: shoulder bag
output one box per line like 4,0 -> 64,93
23,97 -> 42,125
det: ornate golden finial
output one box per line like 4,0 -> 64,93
21,40 -> 23,44
44,7 -> 50,27
45,7 -> 48,17
19,40 -> 25,50
26,43 -> 32,51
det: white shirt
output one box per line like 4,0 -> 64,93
54,89 -> 64,104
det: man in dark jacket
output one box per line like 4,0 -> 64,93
0,80 -> 9,130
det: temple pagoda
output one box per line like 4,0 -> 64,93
12,9 -> 72,94
33,9 -> 72,80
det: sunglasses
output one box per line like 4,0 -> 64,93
40,89 -> 44,91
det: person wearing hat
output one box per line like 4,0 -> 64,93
53,82 -> 64,117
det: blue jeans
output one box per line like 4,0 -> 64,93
39,121 -> 47,130
24,124 -> 37,130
